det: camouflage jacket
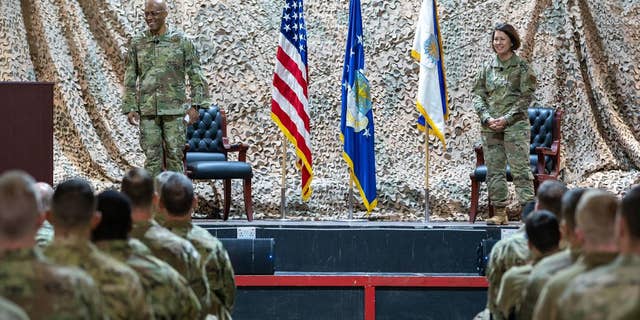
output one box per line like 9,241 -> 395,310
496,248 -> 557,319
131,219 -> 211,314
96,239 -> 202,319
486,226 -> 530,320
525,247 -> 580,320
0,296 -> 28,320
122,26 -> 210,116
34,220 -> 54,248
558,254 -> 640,320
473,54 -> 536,130
164,220 -> 236,320
533,251 -> 618,320
0,247 -> 105,320
44,239 -> 153,320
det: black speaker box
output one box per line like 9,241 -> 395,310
219,238 -> 276,275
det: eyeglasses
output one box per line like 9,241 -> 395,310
144,10 -> 165,17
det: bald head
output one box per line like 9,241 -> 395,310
35,182 -> 54,213
145,0 -> 167,10
576,190 -> 618,246
154,171 -> 177,195
144,0 -> 168,34
0,171 -> 40,241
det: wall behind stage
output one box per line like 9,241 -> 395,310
1,0 -> 639,220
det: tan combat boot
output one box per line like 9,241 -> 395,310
486,207 -> 509,225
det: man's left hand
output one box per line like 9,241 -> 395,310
186,106 -> 199,125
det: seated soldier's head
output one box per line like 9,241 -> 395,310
50,179 -> 99,234
559,188 -> 588,245
122,167 -> 154,211
525,210 -> 561,256
35,182 -> 54,214
575,189 -> 618,252
618,185 -> 640,253
535,180 -> 568,217
0,171 -> 41,246
159,173 -> 195,218
154,171 -> 177,196
91,190 -> 132,242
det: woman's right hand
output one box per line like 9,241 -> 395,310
487,117 -> 506,132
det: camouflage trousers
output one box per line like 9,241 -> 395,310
140,116 -> 185,177
482,120 -> 534,208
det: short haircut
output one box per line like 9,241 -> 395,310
536,180 -> 568,217
0,170 -> 39,240
121,167 -> 154,208
561,188 -> 587,231
92,190 -> 132,241
525,210 -> 561,253
620,185 -> 640,239
493,23 -> 521,51
575,189 -> 618,246
35,182 -> 54,212
160,174 -> 194,216
154,171 -> 177,195
51,179 -> 96,229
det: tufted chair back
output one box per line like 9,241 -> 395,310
185,106 -> 228,164
528,107 -> 556,174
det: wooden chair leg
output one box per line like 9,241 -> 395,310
223,179 -> 231,221
243,177 -> 253,222
470,177 -> 480,223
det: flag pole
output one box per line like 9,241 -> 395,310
348,172 -> 354,220
280,136 -> 287,220
424,130 -> 430,223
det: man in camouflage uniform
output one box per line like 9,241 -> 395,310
122,167 -> 212,317
496,210 -> 561,319
92,190 -> 202,319
34,182 -> 54,248
473,23 -> 536,225
159,173 -> 237,320
481,180 -> 565,319
44,178 -> 153,320
527,188 -> 587,320
532,190 -> 619,320
557,185 -> 640,320
123,0 -> 210,177
0,296 -> 28,320
0,171 -> 105,319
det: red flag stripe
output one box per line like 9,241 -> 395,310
273,73 -> 310,130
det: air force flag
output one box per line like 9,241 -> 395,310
340,0 -> 377,212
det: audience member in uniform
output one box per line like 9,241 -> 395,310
34,182 -> 55,247
483,180 -> 566,319
557,185 -> 640,319
92,190 -> 202,319
44,178 -> 152,319
532,189 -> 619,320
496,210 -> 561,319
122,167 -> 211,317
524,188 -> 588,320
0,171 -> 105,319
159,173 -> 237,320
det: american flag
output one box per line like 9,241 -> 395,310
270,0 -> 313,201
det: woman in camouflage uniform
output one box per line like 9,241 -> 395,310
473,23 -> 536,225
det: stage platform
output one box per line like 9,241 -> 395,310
198,219 -> 519,320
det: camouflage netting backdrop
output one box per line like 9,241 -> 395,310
1,0 -> 639,221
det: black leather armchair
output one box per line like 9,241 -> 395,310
469,107 -> 563,223
183,106 -> 253,221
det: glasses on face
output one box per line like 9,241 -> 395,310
144,10 -> 165,18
